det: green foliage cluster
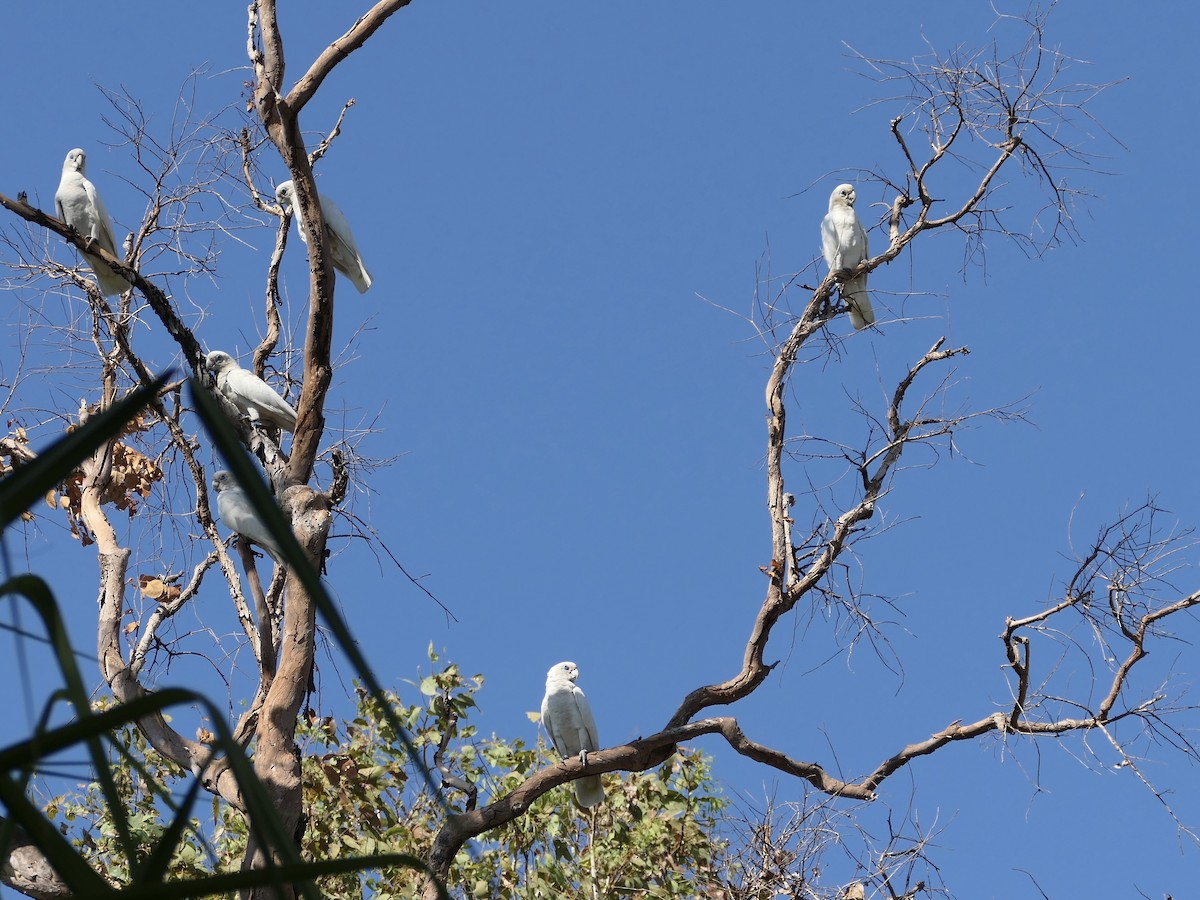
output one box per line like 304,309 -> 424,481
42,648 -> 733,898
2,378 -> 434,898
44,697 -> 244,888
0,366 -> 734,898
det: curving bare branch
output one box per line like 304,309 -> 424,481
284,3 -> 415,115
419,11 -> 1164,896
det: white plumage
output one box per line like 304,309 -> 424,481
54,148 -> 130,297
211,470 -> 285,566
540,661 -> 604,808
275,180 -> 372,293
205,350 -> 297,433
821,183 -> 874,330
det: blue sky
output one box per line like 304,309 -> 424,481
2,1 -> 1197,897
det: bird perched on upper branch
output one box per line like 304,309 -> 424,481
821,183 -> 874,330
55,148 -> 130,297
275,179 -> 372,294
541,661 -> 605,808
205,350 -> 298,433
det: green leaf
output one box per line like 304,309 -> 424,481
0,372 -> 170,532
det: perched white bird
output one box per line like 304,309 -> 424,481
275,180 -> 372,293
211,470 -> 285,565
205,350 -> 297,433
54,148 -> 130,297
842,883 -> 866,900
541,661 -> 604,808
821,183 -> 874,330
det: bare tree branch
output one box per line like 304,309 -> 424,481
0,816 -> 70,900
285,3 -> 415,114
0,192 -> 204,374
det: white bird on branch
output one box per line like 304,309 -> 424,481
54,148 -> 130,297
211,470 -> 285,566
205,350 -> 297,433
821,183 -> 874,330
275,179 -> 372,293
541,661 -> 605,808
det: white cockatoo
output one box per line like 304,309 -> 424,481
211,470 -> 285,565
54,148 -> 130,297
821,183 -> 874,330
842,883 -> 866,900
275,180 -> 372,293
541,661 -> 604,808
205,350 -> 298,432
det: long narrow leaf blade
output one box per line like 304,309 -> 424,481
0,373 -> 171,532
